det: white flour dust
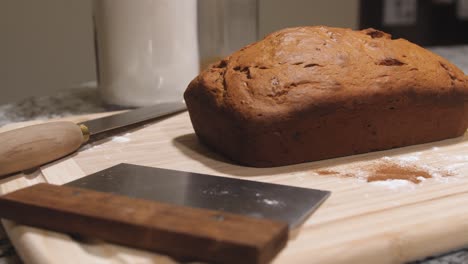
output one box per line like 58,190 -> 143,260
112,136 -> 130,143
396,155 -> 420,162
111,133 -> 132,143
369,179 -> 416,191
313,149 -> 461,191
263,199 -> 280,206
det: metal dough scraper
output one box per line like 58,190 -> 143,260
0,163 -> 330,264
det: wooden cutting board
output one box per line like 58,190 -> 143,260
1,111 -> 468,264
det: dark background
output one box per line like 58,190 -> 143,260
360,0 -> 468,46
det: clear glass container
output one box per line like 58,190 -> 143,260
197,0 -> 259,70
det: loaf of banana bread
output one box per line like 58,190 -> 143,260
184,26 -> 468,167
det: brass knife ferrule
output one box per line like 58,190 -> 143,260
79,124 -> 90,143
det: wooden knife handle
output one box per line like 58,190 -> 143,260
0,121 -> 87,176
0,183 -> 288,264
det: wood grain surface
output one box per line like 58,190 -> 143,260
1,111 -> 468,264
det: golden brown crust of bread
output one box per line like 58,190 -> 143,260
184,26 -> 468,167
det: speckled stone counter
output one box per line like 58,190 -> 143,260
0,46 -> 467,264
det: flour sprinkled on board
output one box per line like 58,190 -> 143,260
451,155 -> 468,162
416,176 -> 427,182
396,155 -> 420,162
369,179 -> 416,191
263,199 -> 280,205
312,154 -> 455,190
111,136 -> 131,143
111,133 -> 132,143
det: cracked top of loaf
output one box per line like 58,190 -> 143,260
185,26 -> 467,120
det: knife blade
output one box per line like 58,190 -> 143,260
66,163 -> 331,229
0,102 -> 186,176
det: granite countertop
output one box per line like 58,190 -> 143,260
0,46 -> 468,264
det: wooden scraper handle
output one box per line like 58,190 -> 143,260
0,183 -> 288,264
0,121 -> 89,176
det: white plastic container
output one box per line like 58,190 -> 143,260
93,0 -> 199,107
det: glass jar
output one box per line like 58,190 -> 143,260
197,0 -> 259,70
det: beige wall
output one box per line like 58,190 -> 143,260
259,0 -> 359,37
0,0 -> 96,104
0,0 -> 359,104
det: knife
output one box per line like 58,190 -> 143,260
0,102 -> 186,176
0,163 -> 331,263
